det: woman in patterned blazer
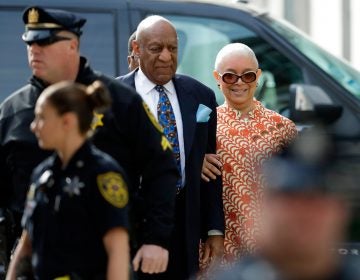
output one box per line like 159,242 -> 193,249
201,43 -> 297,265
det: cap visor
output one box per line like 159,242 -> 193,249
22,29 -> 53,42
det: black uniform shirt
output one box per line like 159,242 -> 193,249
23,141 -> 128,280
0,57 -> 178,251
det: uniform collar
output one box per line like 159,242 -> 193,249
30,56 -> 94,90
30,75 -> 48,90
53,140 -> 92,172
75,56 -> 96,85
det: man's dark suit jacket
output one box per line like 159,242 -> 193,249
117,70 -> 224,276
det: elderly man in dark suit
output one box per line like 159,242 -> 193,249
117,15 -> 224,280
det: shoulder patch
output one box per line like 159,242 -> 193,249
142,101 -> 163,133
97,172 -> 128,208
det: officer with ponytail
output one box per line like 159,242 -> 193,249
6,81 -> 129,280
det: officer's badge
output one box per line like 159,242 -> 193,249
63,176 -> 85,197
28,8 -> 39,24
91,112 -> 104,130
97,172 -> 128,208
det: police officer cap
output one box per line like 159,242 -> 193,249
264,154 -> 328,194
22,6 -> 86,44
264,127 -> 340,195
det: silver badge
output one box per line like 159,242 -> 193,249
63,176 -> 85,197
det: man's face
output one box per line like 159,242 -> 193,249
26,31 -> 77,84
127,52 -> 139,72
135,21 -> 178,85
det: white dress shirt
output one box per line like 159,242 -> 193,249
135,69 -> 223,236
135,69 -> 186,186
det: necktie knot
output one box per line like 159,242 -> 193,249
155,85 -> 165,93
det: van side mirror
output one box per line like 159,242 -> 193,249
289,84 -> 343,124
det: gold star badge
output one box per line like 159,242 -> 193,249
91,112 -> 104,130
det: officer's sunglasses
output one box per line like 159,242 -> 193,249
219,71 -> 257,84
26,35 -> 72,47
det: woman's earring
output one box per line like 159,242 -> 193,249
217,84 -> 220,89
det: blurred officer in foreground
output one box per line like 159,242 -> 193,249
0,6 -> 178,275
211,127 -> 360,280
6,80 -> 129,280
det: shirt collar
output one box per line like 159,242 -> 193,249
135,68 -> 176,95
53,140 -> 92,172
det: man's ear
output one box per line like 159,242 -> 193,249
132,40 -> 140,57
69,37 -> 79,52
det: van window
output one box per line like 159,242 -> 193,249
165,15 -> 304,113
0,10 -> 28,101
266,16 -> 360,100
0,9 -> 116,103
80,12 -> 116,77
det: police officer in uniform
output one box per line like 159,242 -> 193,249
0,6 -> 178,275
6,80 -> 129,280
210,128 -> 360,280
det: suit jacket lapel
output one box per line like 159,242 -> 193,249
118,69 -> 137,87
173,75 -> 197,161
